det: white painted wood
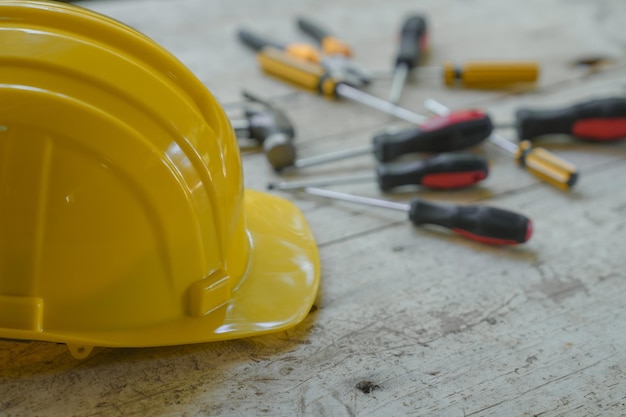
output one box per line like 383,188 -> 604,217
1,0 -> 626,416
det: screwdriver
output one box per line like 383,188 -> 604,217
425,99 -> 578,190
513,97 -> 626,141
268,153 -> 489,191
388,14 -> 428,104
287,109 -> 493,171
238,27 -> 320,63
244,44 -> 427,125
296,17 -> 373,86
298,187 -> 533,245
239,27 -> 370,88
417,61 -> 540,89
296,16 -> 354,57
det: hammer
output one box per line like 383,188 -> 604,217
231,91 -> 296,171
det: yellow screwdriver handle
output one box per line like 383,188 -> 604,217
257,47 -> 337,97
442,61 -> 540,88
515,141 -> 578,190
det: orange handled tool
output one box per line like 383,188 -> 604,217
296,16 -> 353,57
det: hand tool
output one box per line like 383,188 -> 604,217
388,14 -> 428,104
286,109 -> 492,170
297,187 -> 533,245
417,61 -> 540,89
513,97 -> 626,141
268,153 -> 489,191
237,37 -> 427,124
296,16 -> 372,86
231,91 -> 297,171
238,27 -> 370,89
296,16 -> 352,57
238,27 -> 320,63
425,99 -> 578,190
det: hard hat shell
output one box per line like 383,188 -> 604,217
0,1 -> 320,359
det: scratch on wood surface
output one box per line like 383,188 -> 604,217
529,276 -> 588,303
2,1 -> 626,416
428,294 -> 518,338
465,358 -> 614,416
302,387 -> 356,417
526,264 -> 589,303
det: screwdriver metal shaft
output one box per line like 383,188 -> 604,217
270,174 -> 374,190
304,187 -> 410,210
292,144 -> 372,169
388,64 -> 410,105
335,84 -> 427,125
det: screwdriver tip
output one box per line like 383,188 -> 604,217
267,183 -> 277,190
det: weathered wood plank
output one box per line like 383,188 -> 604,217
1,0 -> 626,416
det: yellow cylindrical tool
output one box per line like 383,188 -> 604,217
442,61 -> 540,88
257,47 -> 338,96
515,140 -> 578,190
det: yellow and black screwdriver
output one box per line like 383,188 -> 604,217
296,16 -> 372,86
237,32 -> 428,125
425,99 -> 578,190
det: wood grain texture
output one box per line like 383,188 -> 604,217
1,0 -> 626,416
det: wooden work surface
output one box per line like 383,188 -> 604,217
2,0 -> 626,416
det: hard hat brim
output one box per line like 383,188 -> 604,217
104,189 -> 322,346
1,190 -> 321,350
205,189 -> 322,340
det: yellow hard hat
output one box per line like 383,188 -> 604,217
0,1 -> 320,359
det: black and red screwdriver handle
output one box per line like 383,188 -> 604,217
395,15 -> 428,69
372,110 -> 493,162
408,199 -> 533,245
516,97 -> 626,141
377,153 -> 489,191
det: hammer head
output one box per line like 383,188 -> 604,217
262,133 -> 297,171
242,92 -> 297,170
